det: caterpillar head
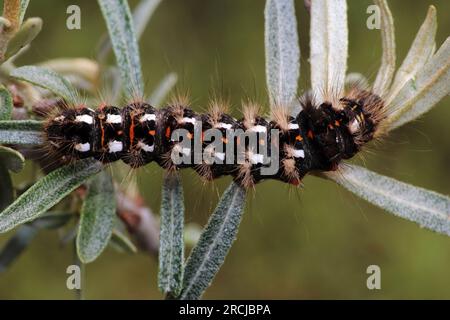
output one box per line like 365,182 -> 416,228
340,90 -> 385,151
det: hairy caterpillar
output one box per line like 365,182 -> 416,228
43,88 -> 385,188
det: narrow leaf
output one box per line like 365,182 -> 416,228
77,171 -> 116,264
310,0 -> 348,102
264,0 -> 300,108
110,229 -> 137,254
0,120 -> 44,145
31,212 -> 73,229
149,72 -> 178,107
0,146 -> 24,172
10,66 -> 77,103
98,0 -> 144,96
0,158 -> 102,233
39,58 -> 100,86
158,173 -> 184,295
0,224 -> 37,273
386,37 -> 450,130
97,0 -> 161,61
179,182 -> 246,300
0,85 -> 13,120
386,6 -> 437,105
326,165 -> 450,236
5,17 -> 42,61
19,0 -> 29,25
0,162 -> 14,211
372,0 -> 395,97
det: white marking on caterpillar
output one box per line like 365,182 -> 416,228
108,140 -> 123,153
75,114 -> 93,124
140,114 -> 156,122
288,123 -> 299,130
216,122 -> 233,130
54,115 -> 65,122
74,142 -> 90,152
106,114 -> 122,124
182,117 -> 196,125
249,125 -> 267,133
292,149 -> 305,158
349,119 -> 360,133
137,141 -> 154,152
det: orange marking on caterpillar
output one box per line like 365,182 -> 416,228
335,120 -> 340,127
129,114 -> 135,145
100,122 -> 105,148
295,135 -> 303,141
165,127 -> 171,139
148,130 -> 156,136
307,130 -> 314,139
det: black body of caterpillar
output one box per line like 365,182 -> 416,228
44,89 -> 385,188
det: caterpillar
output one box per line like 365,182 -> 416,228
43,87 -> 385,188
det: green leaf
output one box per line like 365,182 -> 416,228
325,165 -> 450,236
31,212 -> 73,229
0,160 -> 14,212
0,85 -> 13,120
264,0 -> 299,108
110,229 -> 137,254
5,17 -> 42,61
179,182 -> 246,300
10,66 -> 77,103
0,158 -> 103,233
97,0 -> 161,62
98,0 -> 144,96
158,173 -> 184,296
0,146 -> 24,209
386,37 -> 450,131
372,0 -> 396,97
132,0 -> 161,40
149,72 -> 178,107
386,6 -> 437,105
77,171 -> 116,264
19,0 -> 30,25
0,224 -> 37,273
0,120 -> 44,145
310,0 -> 348,101
0,146 -> 25,172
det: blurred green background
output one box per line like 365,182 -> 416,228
0,0 -> 449,299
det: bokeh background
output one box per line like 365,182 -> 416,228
0,0 -> 449,299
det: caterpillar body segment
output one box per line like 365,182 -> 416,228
44,89 -> 385,188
